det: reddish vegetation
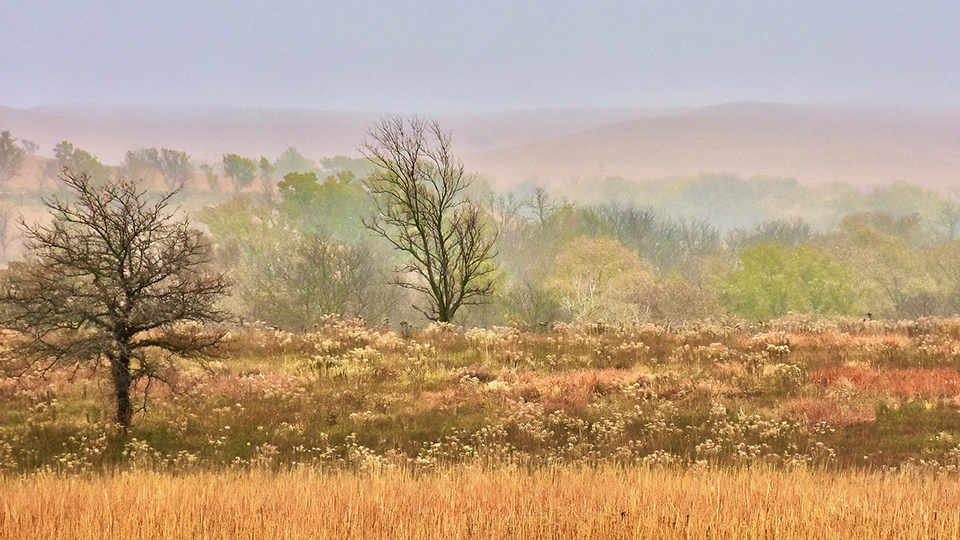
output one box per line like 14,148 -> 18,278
782,397 -> 875,426
501,369 -> 641,413
810,366 -> 960,397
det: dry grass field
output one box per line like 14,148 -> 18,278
4,316 -> 960,537
2,468 -> 959,539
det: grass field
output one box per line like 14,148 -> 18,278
4,316 -> 960,537
2,467 -> 959,539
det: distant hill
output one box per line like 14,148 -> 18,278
2,102 -> 958,191
464,103 -> 960,190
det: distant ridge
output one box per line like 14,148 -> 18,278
2,102 -> 959,190
464,102 -> 960,189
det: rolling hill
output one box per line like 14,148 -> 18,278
2,102 -> 958,191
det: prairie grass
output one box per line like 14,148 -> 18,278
2,467 -> 958,540
5,316 -> 960,473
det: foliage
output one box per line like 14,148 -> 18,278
726,218 -> 814,252
118,148 -> 160,185
49,141 -> 110,181
547,236 -> 655,322
0,131 -> 26,186
830,213 -> 939,318
198,195 -> 396,328
276,170 -> 373,241
0,171 -> 228,428
198,163 -> 220,191
723,243 -> 857,320
222,154 -> 257,193
236,229 -> 393,330
319,155 -> 375,179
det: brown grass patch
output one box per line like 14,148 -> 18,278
782,397 -> 876,426
500,368 -> 640,413
810,367 -> 960,397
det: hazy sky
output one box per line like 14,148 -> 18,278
2,1 -> 958,113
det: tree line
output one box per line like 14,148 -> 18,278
4,121 -> 960,331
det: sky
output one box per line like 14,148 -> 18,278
1,1 -> 958,113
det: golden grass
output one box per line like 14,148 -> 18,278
2,468 -> 959,539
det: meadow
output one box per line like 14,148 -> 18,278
4,316 -> 960,538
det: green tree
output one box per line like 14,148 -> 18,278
723,243 -> 856,320
0,171 -> 228,429
259,156 -> 276,196
50,141 -> 110,180
222,154 -> 257,193
319,155 -> 374,179
362,116 -> 497,323
277,170 -> 373,241
831,214 -> 937,318
0,130 -> 26,186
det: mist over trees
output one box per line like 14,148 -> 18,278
3,124 -> 960,328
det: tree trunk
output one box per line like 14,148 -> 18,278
111,350 -> 133,429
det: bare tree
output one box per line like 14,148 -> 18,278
526,187 -> 560,225
0,171 -> 229,429
362,116 -> 497,323
934,200 -> 960,241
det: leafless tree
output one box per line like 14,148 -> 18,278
362,116 -> 497,323
526,187 -> 561,225
934,201 -> 960,241
0,171 -> 229,429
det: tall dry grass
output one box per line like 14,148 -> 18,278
2,467 -> 959,539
